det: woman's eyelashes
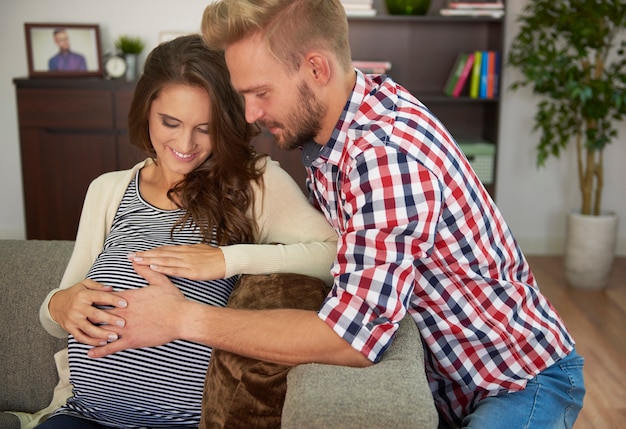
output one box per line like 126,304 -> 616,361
159,114 -> 209,134
162,118 -> 179,129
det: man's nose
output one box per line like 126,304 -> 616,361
244,99 -> 263,124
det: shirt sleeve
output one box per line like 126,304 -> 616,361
317,145 -> 443,362
220,158 -> 338,285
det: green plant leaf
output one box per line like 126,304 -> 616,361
507,0 -> 626,215
115,35 -> 145,54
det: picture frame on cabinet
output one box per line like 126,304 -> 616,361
24,23 -> 103,78
159,31 -> 191,44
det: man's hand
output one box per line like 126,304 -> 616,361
88,263 -> 187,358
89,265 -> 372,369
49,280 -> 127,346
128,243 -> 226,280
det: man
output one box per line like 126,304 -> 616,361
91,0 -> 585,427
48,28 -> 87,71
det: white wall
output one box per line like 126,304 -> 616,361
1,0 -> 625,255
0,0 -> 207,238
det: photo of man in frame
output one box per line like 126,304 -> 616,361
25,23 -> 103,77
48,28 -> 87,71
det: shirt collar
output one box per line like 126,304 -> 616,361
303,69 -> 371,168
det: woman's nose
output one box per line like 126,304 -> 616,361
179,130 -> 196,151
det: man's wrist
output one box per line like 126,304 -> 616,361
177,300 -> 213,344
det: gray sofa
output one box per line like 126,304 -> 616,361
0,239 -> 438,428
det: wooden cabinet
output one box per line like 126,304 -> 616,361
14,78 -> 143,240
13,78 -> 307,240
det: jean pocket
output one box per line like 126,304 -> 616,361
559,352 -> 585,428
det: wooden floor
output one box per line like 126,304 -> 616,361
526,255 -> 626,429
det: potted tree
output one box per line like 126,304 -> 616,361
507,0 -> 626,289
115,35 -> 145,81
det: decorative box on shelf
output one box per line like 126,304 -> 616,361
458,141 -> 495,184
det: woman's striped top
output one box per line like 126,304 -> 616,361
54,171 -> 238,428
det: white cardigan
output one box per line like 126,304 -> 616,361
40,157 -> 338,338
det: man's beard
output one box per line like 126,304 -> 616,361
261,81 -> 326,151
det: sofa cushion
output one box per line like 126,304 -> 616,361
200,273 -> 327,429
0,240 -> 73,414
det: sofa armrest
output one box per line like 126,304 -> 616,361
0,413 -> 20,429
282,315 -> 438,429
0,240 -> 73,416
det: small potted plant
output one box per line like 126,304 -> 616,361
115,35 -> 145,81
507,0 -> 626,289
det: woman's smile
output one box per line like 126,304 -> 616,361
170,147 -> 196,160
147,83 -> 213,183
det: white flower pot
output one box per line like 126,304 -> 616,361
125,54 -> 138,81
564,211 -> 619,290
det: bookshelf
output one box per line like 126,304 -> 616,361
348,0 -> 504,196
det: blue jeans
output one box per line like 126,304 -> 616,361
36,415 -> 114,429
443,349 -> 585,429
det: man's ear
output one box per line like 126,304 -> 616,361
303,52 -> 331,85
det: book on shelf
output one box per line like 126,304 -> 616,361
343,7 -> 377,16
353,60 -> 392,74
451,52 -> 475,97
439,8 -> 504,18
341,0 -> 377,16
446,1 -> 504,9
473,50 -> 500,99
469,50 -> 482,98
486,50 -> 496,98
443,52 -> 475,97
443,52 -> 469,96
479,50 -> 489,98
493,51 -> 501,97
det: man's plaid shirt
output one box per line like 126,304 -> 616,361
305,71 -> 574,425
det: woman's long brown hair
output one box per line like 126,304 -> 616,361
127,34 -> 264,245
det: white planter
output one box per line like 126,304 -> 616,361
125,54 -> 138,81
564,211 -> 619,290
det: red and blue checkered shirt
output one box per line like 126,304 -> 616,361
306,71 -> 574,425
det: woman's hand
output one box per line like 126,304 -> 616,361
89,263 -> 189,358
127,243 -> 226,280
48,280 -> 127,346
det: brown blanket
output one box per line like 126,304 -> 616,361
201,273 -> 328,429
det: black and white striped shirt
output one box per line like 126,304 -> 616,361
55,172 -> 238,428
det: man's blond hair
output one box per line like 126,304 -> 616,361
201,0 -> 352,73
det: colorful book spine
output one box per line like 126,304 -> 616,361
493,51 -> 501,97
447,1 -> 504,9
486,51 -> 495,99
469,50 -> 482,99
452,52 -> 475,97
439,8 -> 504,18
443,52 -> 469,96
479,50 -> 489,98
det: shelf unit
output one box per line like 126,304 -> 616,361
348,1 -> 505,196
256,5 -> 505,197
